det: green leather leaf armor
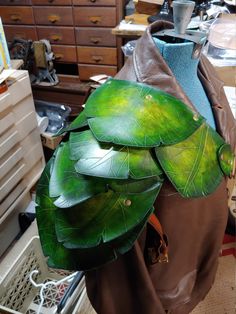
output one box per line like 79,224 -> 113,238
36,79 -> 235,270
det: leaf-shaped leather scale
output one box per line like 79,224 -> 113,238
218,143 -> 235,177
70,130 -> 163,179
49,142 -> 106,208
155,123 -> 225,198
85,79 -> 204,147
55,185 -> 161,248
36,160 -> 156,270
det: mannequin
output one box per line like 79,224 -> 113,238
153,37 -> 216,128
85,21 -> 235,314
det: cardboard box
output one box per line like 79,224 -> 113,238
214,66 -> 236,87
41,131 -> 63,150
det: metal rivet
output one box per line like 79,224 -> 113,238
193,114 -> 199,121
124,199 -> 132,206
145,95 -> 152,100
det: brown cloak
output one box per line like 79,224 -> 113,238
85,21 -> 236,314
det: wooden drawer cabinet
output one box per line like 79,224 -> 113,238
73,0 -> 116,6
0,7 -> 34,24
77,46 -> 117,65
75,27 -> 116,47
4,25 -> 38,41
0,70 -> 44,197
32,0 -> 72,4
75,0 -> 122,80
1,0 -> 124,81
74,7 -> 117,27
52,45 -> 77,62
0,0 -> 31,5
37,26 -> 75,45
34,7 -> 73,25
0,70 -> 45,256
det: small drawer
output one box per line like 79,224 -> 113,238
16,111 -> 38,140
0,7 -> 34,25
73,0 -> 116,6
77,46 -> 117,65
75,27 -> 116,47
4,25 -> 38,42
0,181 -> 25,218
0,162 -> 26,203
37,26 -> 75,45
52,45 -> 77,63
0,92 -> 11,116
0,113 -> 15,136
21,128 -> 42,156
23,158 -> 45,187
0,0 -> 31,5
13,96 -> 35,121
0,147 -> 23,179
24,142 -> 44,173
33,7 -> 73,26
78,64 -> 117,81
9,74 -> 32,106
74,7 -> 116,27
0,128 -> 19,159
32,0 -> 72,4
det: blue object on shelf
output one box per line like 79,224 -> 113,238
35,100 -> 71,134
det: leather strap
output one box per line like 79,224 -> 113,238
148,213 -> 169,263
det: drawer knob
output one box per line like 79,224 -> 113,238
48,0 -> 54,2
48,14 -> 60,23
10,14 -> 22,22
89,16 -> 101,24
55,54 -> 64,60
92,56 -> 103,63
51,34 -> 62,42
90,0 -> 97,2
90,37 -> 101,44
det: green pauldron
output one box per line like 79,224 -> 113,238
36,79 -> 235,271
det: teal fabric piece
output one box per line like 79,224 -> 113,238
153,38 -> 216,129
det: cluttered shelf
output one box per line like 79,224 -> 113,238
112,0 -> 154,37
113,0 -> 235,38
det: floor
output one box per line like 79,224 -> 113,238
191,255 -> 235,314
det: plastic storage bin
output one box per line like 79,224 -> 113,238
0,236 -> 85,314
34,100 -> 71,134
